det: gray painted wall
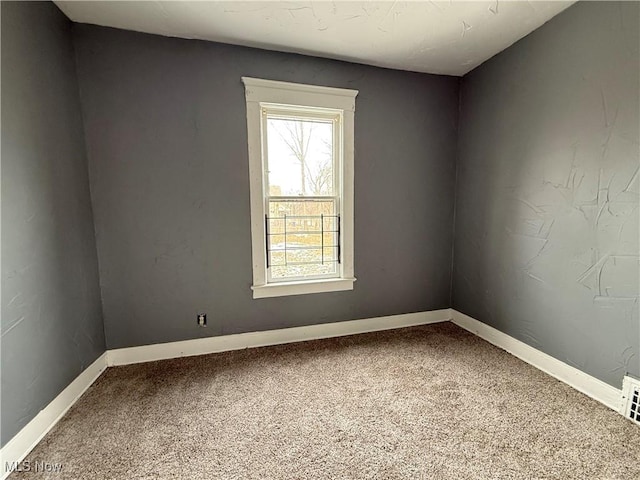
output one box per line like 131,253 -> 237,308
72,25 -> 459,349
453,1 -> 639,388
4,0 -> 633,450
1,2 -> 105,446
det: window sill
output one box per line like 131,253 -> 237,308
252,278 -> 356,299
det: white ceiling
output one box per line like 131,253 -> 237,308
55,1 -> 576,76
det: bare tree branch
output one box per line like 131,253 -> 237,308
274,120 -> 317,195
271,119 -> 334,196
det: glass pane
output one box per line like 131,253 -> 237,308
271,263 -> 336,279
322,215 -> 338,232
266,117 -> 333,196
269,251 -> 286,267
268,234 -> 286,246
286,233 -> 322,244
323,246 -> 338,262
266,198 -> 338,280
268,199 -> 335,219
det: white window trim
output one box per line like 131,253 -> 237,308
262,105 -> 342,285
242,77 -> 358,299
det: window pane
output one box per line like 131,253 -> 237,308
266,198 -> 338,280
268,199 -> 335,219
266,118 -> 333,196
271,263 -> 336,280
269,250 -> 286,267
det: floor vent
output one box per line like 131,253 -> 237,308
622,375 -> 640,425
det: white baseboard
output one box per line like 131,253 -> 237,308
0,353 -> 108,480
107,309 -> 452,366
0,310 -> 449,473
450,309 -> 623,413
2,308 -> 626,475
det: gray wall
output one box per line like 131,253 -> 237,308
1,2 -> 105,446
72,25 -> 459,349
1,0 -> 637,450
453,1 -> 639,388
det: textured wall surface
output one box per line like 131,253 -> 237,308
73,25 -> 459,349
1,2 -> 105,446
453,1 -> 639,388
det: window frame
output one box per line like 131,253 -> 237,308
263,106 -> 341,284
242,77 -> 358,299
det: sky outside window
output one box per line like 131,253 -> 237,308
266,118 -> 333,197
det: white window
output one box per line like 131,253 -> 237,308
242,77 -> 357,298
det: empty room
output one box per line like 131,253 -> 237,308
1,0 -> 639,478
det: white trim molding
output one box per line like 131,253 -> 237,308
449,309 -> 623,412
2,308 -> 630,474
107,310 -> 450,366
0,311 -> 448,472
0,353 -> 108,480
242,77 -> 358,111
242,77 -> 358,299
251,277 -> 356,299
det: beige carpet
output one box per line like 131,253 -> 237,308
9,322 -> 640,479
